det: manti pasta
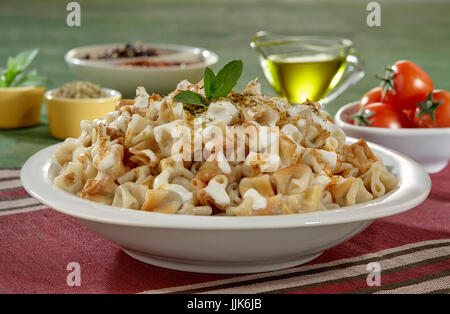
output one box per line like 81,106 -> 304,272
51,79 -> 398,216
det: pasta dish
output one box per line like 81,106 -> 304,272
51,78 -> 398,216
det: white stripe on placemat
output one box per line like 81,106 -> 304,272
202,245 -> 449,294
0,179 -> 22,191
375,275 -> 450,294
0,204 -> 47,216
138,239 -> 450,294
0,169 -> 20,179
0,169 -> 45,214
0,197 -> 41,210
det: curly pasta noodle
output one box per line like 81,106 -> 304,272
52,79 -> 398,216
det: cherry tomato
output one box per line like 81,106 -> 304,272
357,87 -> 383,110
413,90 -> 450,128
379,60 -> 434,111
351,102 -> 413,128
401,109 -> 415,121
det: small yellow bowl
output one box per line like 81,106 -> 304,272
44,88 -> 121,139
0,86 -> 45,129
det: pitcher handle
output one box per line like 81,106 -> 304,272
320,48 -> 364,105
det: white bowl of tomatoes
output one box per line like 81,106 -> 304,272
335,60 -> 450,173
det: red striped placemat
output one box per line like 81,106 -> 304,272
0,169 -> 47,215
0,166 -> 449,294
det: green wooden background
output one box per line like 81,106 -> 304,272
0,0 -> 449,168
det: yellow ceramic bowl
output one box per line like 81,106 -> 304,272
44,88 -> 121,139
0,86 -> 45,129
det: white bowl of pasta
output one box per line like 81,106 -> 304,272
21,76 -> 432,274
21,137 -> 430,274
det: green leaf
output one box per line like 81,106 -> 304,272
11,69 -> 47,87
173,91 -> 206,106
0,68 -> 6,87
173,60 -> 244,115
1,49 -> 44,87
204,67 -> 216,101
212,60 -> 243,99
6,57 -> 15,72
3,70 -> 19,87
7,49 -> 39,72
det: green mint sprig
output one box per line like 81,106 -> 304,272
0,49 -> 47,88
174,60 -> 243,114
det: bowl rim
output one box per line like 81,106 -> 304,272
64,43 -> 219,72
251,31 -> 354,50
44,87 -> 121,102
335,101 -> 450,135
20,138 -> 431,230
0,86 -> 46,92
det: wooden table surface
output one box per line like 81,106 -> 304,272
0,0 -> 449,167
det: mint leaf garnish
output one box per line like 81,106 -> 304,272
173,60 -> 243,115
204,67 -> 216,102
173,90 -> 207,107
212,60 -> 242,99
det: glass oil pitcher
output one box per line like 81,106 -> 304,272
251,31 -> 364,104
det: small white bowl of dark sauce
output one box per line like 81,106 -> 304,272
65,43 -> 219,98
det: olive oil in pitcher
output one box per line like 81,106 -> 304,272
261,53 -> 347,104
